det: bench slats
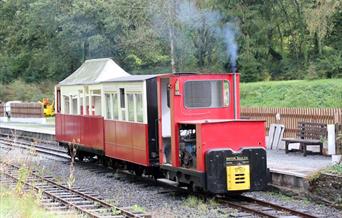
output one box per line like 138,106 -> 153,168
296,122 -> 327,140
282,138 -> 321,144
284,122 -> 327,156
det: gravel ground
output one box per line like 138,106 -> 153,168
1,146 -> 341,218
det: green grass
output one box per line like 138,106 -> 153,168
183,196 -> 208,212
240,79 -> 342,108
0,187 -> 55,218
130,204 -> 145,213
323,164 -> 342,175
0,185 -> 81,218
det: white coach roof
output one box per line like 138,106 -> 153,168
59,58 -> 130,85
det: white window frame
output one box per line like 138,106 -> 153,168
126,91 -> 143,123
104,92 -> 120,120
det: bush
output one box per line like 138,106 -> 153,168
316,51 -> 342,78
0,79 -> 55,103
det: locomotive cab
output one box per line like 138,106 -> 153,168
158,73 -> 268,193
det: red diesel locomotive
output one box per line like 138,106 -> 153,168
55,58 -> 267,194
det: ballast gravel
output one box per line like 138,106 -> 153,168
1,147 -> 341,218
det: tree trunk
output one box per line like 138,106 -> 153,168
315,32 -> 322,57
83,39 -> 89,62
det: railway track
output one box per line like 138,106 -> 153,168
0,161 -> 150,218
0,135 -> 69,160
0,132 -> 57,146
0,133 -> 319,218
217,195 -> 317,218
77,164 -> 318,218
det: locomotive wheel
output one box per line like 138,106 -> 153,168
187,182 -> 194,192
106,158 -> 112,169
67,146 -> 74,157
177,182 -> 188,188
134,167 -> 144,177
102,157 -> 109,168
98,157 -> 108,167
111,161 -> 118,173
77,152 -> 84,162
67,147 -> 71,156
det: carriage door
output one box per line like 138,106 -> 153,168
161,78 -> 171,164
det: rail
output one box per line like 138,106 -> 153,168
218,195 -> 317,218
0,161 -> 150,218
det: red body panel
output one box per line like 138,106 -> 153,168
56,114 -> 150,166
158,74 -> 241,167
56,114 -> 104,151
104,120 -> 149,166
196,120 -> 266,172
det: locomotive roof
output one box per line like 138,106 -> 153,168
59,58 -> 130,86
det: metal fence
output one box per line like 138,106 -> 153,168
2,103 -> 43,118
241,107 -> 342,138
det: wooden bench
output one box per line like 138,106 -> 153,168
283,122 -> 327,156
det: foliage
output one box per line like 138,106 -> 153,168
111,207 -> 121,216
0,186 -> 60,218
15,165 -> 30,194
240,79 -> 342,108
130,204 -> 145,213
0,79 -> 54,102
323,164 -> 342,175
183,195 -> 211,212
0,0 -> 341,85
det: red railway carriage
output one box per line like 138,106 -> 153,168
55,58 -> 268,194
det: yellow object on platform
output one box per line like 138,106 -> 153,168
38,98 -> 55,117
226,165 -> 250,191
44,104 -> 55,117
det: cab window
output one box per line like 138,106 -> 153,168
184,80 -> 229,108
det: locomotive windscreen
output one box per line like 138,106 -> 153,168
184,80 -> 229,108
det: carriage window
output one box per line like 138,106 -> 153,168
135,93 -> 143,122
120,88 -> 125,108
92,96 -> 102,115
112,93 -> 118,119
72,97 -> 78,115
79,96 -> 83,115
184,80 -> 226,108
63,96 -> 70,114
85,96 -> 89,115
105,94 -> 112,119
127,93 -> 134,121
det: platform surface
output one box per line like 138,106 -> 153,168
0,121 -> 333,178
267,149 -> 332,177
0,120 -> 55,135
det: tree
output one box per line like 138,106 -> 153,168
305,0 -> 339,57
0,0 -> 341,84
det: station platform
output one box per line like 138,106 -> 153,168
0,121 -> 334,192
0,120 -> 55,135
